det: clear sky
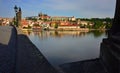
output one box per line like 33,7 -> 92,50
0,0 -> 116,18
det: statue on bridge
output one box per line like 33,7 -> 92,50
14,5 -> 22,27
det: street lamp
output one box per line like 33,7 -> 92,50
14,5 -> 18,13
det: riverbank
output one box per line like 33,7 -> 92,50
21,28 -> 89,31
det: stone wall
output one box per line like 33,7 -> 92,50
100,37 -> 120,73
0,26 -> 17,73
0,26 -> 12,45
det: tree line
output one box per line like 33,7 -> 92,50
77,17 -> 113,29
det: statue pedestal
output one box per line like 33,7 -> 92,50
100,36 -> 120,73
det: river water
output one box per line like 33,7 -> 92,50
23,30 -> 107,67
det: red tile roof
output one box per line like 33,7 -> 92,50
21,20 -> 28,25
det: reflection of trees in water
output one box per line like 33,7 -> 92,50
89,30 -> 107,38
28,31 -> 31,35
24,30 -> 106,38
78,32 -> 87,37
31,31 -> 90,38
22,30 -> 32,36
33,31 -> 50,39
52,31 -> 89,38
34,31 -> 40,36
54,31 -> 59,37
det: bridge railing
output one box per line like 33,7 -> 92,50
0,26 -> 17,73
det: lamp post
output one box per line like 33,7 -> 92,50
14,5 -> 18,13
14,5 -> 22,27
14,5 -> 18,27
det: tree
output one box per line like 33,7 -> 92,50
13,17 -> 18,27
54,23 -> 58,29
0,19 -> 3,26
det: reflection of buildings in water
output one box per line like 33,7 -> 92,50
23,30 -> 106,38
58,31 -> 89,37
50,31 -> 62,38
22,30 -> 32,36
24,30 -> 90,38
32,31 -> 55,39
34,31 -> 40,36
78,32 -> 88,37
33,31 -> 47,39
48,31 -> 89,38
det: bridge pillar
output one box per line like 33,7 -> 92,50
100,0 -> 120,73
109,0 -> 120,35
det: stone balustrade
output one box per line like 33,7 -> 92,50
0,26 -> 17,73
0,26 -> 13,45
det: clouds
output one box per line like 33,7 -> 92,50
0,0 -> 116,18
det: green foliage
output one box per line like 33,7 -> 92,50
43,19 -> 47,21
14,21 -> 18,27
0,20 -> 2,26
105,23 -> 112,29
54,23 -> 58,29
77,17 -> 113,29
80,24 -> 86,28
93,21 -> 103,29
39,18 -> 42,20
90,30 -> 104,37
104,18 -> 112,29
28,25 -> 32,29
90,18 -> 112,29
87,25 -> 92,29
26,17 -> 37,22
34,24 -> 40,27
33,18 -> 37,22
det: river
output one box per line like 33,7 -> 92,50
23,30 -> 107,67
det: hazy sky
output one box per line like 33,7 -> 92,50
0,0 -> 116,18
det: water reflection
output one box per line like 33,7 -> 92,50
23,30 -> 106,38
89,30 -> 107,38
23,30 -> 107,67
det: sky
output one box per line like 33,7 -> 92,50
0,0 -> 116,18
